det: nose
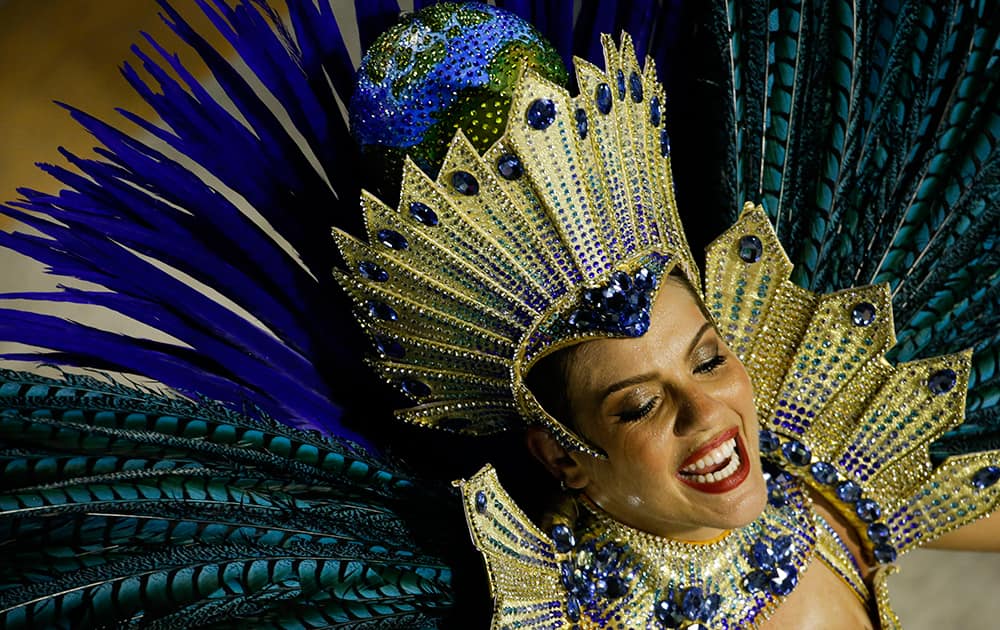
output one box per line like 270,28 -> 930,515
673,383 -> 729,436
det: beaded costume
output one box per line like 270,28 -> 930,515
0,1 -> 999,629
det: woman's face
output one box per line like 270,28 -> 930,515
559,277 -> 767,541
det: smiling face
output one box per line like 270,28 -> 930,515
528,275 -> 767,541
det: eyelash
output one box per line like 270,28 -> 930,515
695,354 -> 727,374
616,355 -> 727,422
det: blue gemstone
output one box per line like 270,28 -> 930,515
836,480 -> 862,502
972,465 -> 1000,489
633,266 -> 654,291
595,83 -> 612,114
401,379 -> 431,397
475,490 -> 487,514
873,544 -> 897,564
769,565 -> 798,596
855,498 -> 882,523
738,235 -> 763,263
409,201 -> 438,226
377,228 -> 408,250
743,570 -> 770,592
566,594 -> 581,621
759,430 -> 781,453
367,301 -> 398,321
867,522 -> 891,544
750,541 -> 775,571
680,587 -> 703,620
810,461 -> 838,485
660,128 -> 671,156
373,335 -> 404,358
575,107 -> 588,139
358,260 -> 388,282
527,98 -> 557,130
773,535 -> 795,561
496,154 -> 523,180
650,95 -> 662,126
605,575 -> 626,599
851,302 -> 876,326
451,170 -> 479,195
654,599 -> 684,627
629,71 -> 643,102
700,593 -> 722,619
928,368 -> 957,395
551,524 -> 576,553
619,310 -> 650,337
781,439 -> 812,466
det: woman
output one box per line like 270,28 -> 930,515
1,1 -> 998,628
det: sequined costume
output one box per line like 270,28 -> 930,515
0,1 -> 998,628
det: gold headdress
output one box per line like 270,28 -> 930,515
334,33 -> 697,455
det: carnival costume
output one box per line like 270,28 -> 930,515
0,1 -> 999,628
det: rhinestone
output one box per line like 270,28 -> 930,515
660,128 -> 671,156
867,522 -> 891,544
357,260 -> 388,282
605,575 -> 627,598
451,170 -> 479,195
972,465 -> 1000,489
743,570 -> 770,592
738,235 -> 763,263
527,97 -> 556,130
654,599 -> 684,626
781,439 -> 811,466
835,480 -> 862,502
750,541 -> 775,571
566,594 -> 581,621
650,95 -> 661,126
377,228 -> 408,250
873,544 -> 897,564
855,498 -> 882,523
928,368 -> 957,395
408,201 -> 438,226
616,69 -> 626,99
629,71 -> 643,102
769,565 -> 798,596
595,83 -> 612,114
575,107 -> 588,139
810,461 -> 838,484
680,587 -> 703,620
474,490 -> 487,514
401,379 -> 431,397
496,154 -> 523,180
367,301 -> 397,322
700,593 -> 722,619
851,302 -> 876,326
373,335 -> 404,358
551,523 -> 576,553
759,430 -> 780,453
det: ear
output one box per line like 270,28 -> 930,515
524,427 -> 590,490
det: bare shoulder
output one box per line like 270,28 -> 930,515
762,557 -> 874,629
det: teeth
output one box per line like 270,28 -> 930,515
692,453 -> 741,484
681,438 -> 737,474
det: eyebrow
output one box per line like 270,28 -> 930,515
598,321 -> 716,401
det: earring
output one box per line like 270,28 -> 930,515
559,479 -> 568,492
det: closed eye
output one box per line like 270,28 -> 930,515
694,354 -> 726,374
616,397 -> 657,423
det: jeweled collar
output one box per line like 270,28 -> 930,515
458,465 -> 817,629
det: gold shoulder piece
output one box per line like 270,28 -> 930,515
706,202 -> 1000,562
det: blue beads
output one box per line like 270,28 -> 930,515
655,587 -> 721,628
358,260 -> 388,282
475,490 -> 487,514
527,97 -> 556,130
851,302 -> 876,326
867,523 -> 890,545
928,368 -> 957,395
377,228 -> 408,250
759,429 -> 780,453
810,461 -> 838,485
650,95 -> 661,126
401,379 -> 431,397
574,107 -> 588,139
367,301 -> 398,322
373,335 -> 404,358
873,544 -> 897,564
750,541 -> 776,571
781,439 -> 812,466
551,524 -> 576,553
835,480 -> 862,502
566,266 -> 658,337
629,71 -> 643,102
496,154 -> 523,180
972,465 -> 1000,489
769,565 -> 798,596
680,587 -> 703,619
660,128 -> 671,156
616,69 -> 626,99
595,83 -> 612,114
855,498 -> 882,523
738,235 -> 763,263
409,201 -> 439,226
451,170 -> 479,195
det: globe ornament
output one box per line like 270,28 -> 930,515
349,2 -> 568,200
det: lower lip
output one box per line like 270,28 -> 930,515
676,434 -> 751,494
